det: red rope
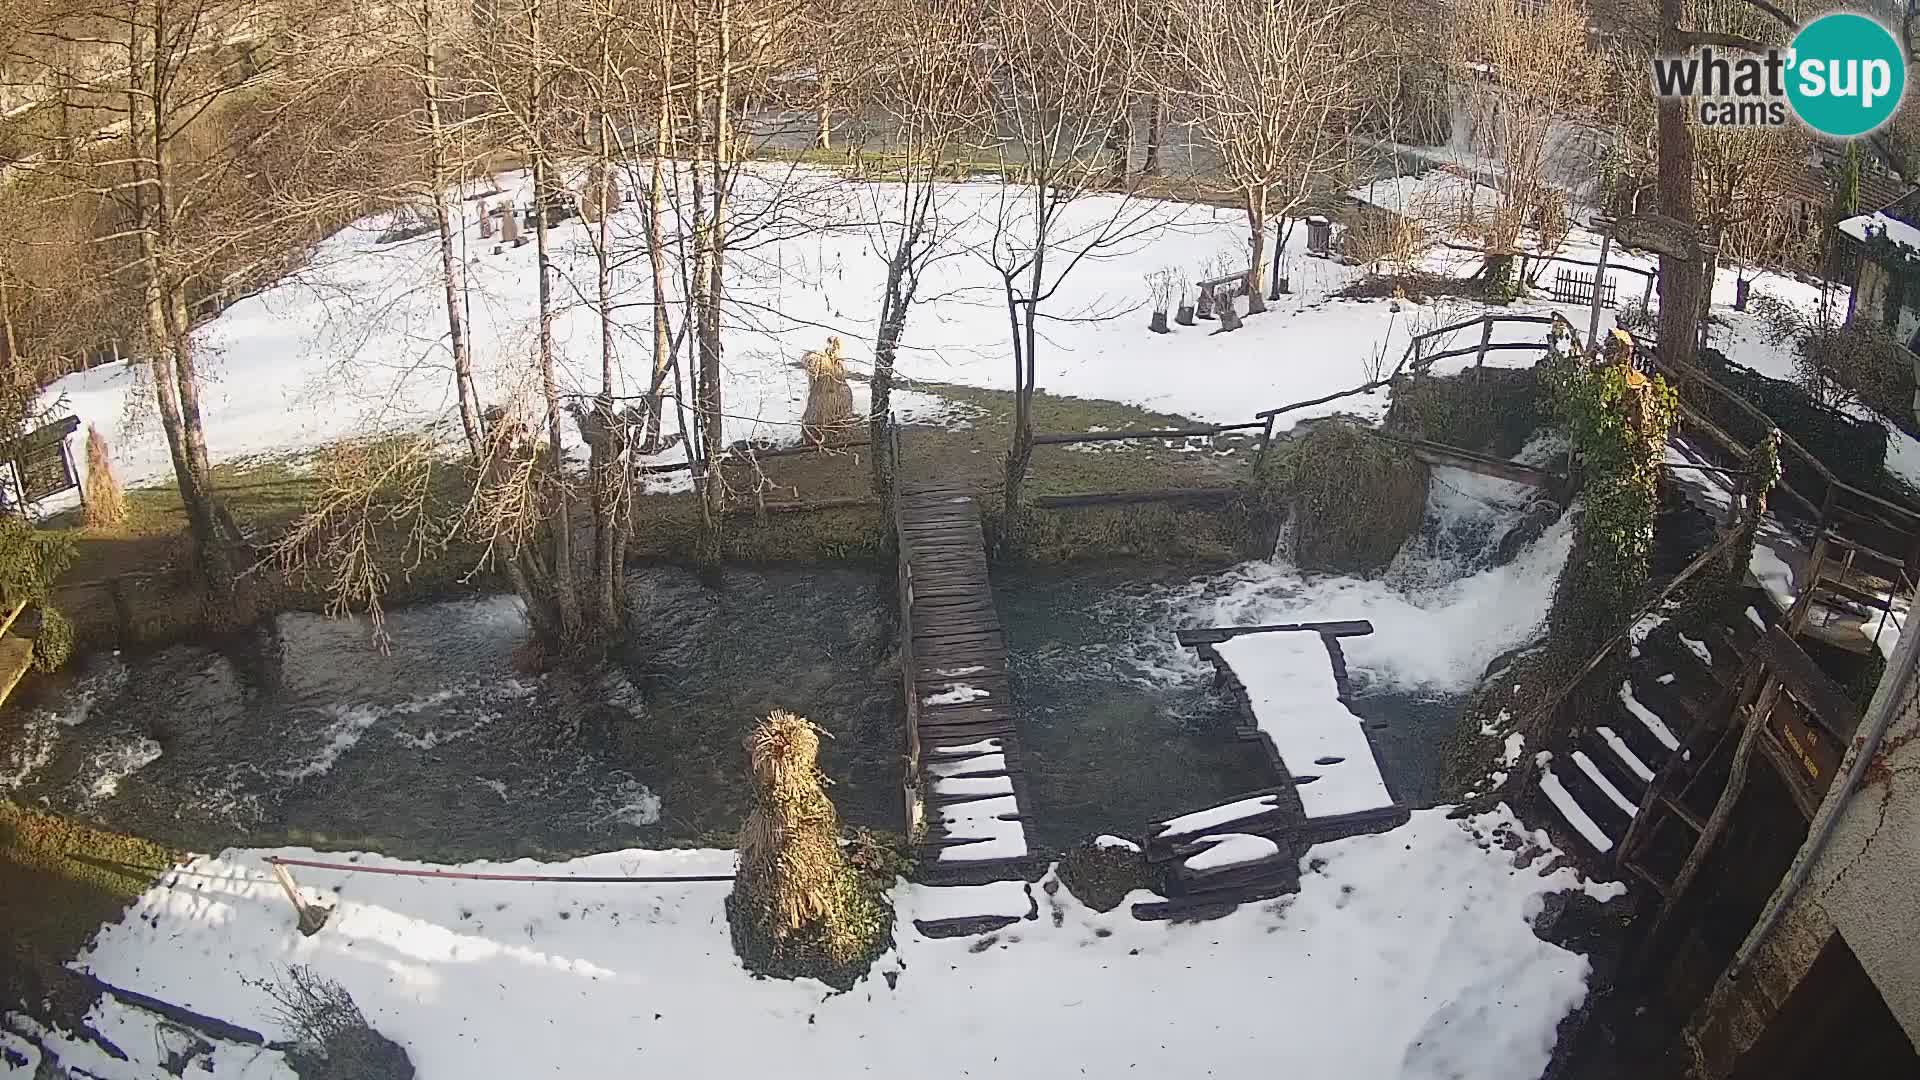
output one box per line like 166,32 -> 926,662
264,855 -> 733,884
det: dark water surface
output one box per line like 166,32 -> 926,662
2,561 -> 1463,862
0,567 -> 900,862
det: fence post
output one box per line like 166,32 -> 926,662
1587,225 -> 1614,351
1253,414 -> 1277,476
1475,318 -> 1494,370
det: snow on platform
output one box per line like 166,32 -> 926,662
904,880 -> 1034,924
29,808 -> 1622,1080
1157,793 -> 1285,838
1183,833 -> 1282,872
1213,632 -> 1392,818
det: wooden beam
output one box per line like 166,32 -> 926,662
1030,488 -> 1238,509
1176,620 -> 1375,646
1031,427 -> 1225,445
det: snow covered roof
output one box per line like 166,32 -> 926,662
1838,211 -> 1920,258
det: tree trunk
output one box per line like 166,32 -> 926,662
642,59 -> 675,451
1735,274 -> 1751,311
815,71 -> 832,150
1245,188 -> 1268,314
529,0 -> 579,642
1104,106 -> 1131,188
701,0 -> 733,521
1141,92 -> 1163,177
423,3 -> 483,462
131,17 -> 229,588
1655,0 -> 1703,371
591,55 -> 621,637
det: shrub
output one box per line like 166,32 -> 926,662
260,966 -> 413,1080
1694,347 -> 1893,499
1753,293 -> 1917,432
1538,346 -> 1677,665
1057,838 -> 1151,913
728,710 -> 892,990
1384,366 -> 1544,456
1277,419 -> 1428,574
30,607 -> 72,672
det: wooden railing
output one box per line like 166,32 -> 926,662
1634,341 -> 1920,639
1249,312 -> 1582,466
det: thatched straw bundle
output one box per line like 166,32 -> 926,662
799,337 -> 855,444
730,709 -> 890,986
83,425 -> 126,529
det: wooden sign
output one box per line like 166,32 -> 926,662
1767,690 -> 1843,804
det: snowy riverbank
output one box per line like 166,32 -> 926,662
8,806 -> 1622,1079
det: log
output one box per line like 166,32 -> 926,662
1030,488 -> 1238,509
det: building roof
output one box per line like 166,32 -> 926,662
1839,210 -> 1920,259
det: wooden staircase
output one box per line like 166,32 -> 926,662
0,599 -> 32,710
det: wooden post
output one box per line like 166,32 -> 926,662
1475,318 -> 1494,369
1252,414 -> 1277,476
1588,227 -> 1614,351
268,860 -> 331,936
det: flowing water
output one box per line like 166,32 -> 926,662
1,463 -> 1571,860
0,567 -> 901,863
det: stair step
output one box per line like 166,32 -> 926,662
1539,763 -> 1617,854
1582,730 -> 1649,800
1556,751 -> 1635,835
1617,681 -> 1681,751
1596,726 -> 1656,784
1572,749 -> 1641,816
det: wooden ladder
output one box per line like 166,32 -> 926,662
1616,658 -> 1778,967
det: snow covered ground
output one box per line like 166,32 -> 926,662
9,807 -> 1623,1080
31,157 -> 1913,521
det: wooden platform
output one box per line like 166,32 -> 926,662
896,483 -> 1033,881
0,634 -> 30,711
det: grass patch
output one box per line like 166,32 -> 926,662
0,802 -> 181,1023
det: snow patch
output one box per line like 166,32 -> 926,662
52,809 -> 1620,1080
1184,833 -> 1282,872
1214,632 -> 1392,817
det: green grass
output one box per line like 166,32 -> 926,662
33,383 -> 1262,652
1,802 -> 182,1021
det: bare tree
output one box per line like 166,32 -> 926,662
1172,0 -> 1365,313
10,0 -> 361,589
982,0 -> 1158,542
859,0 -> 989,496
1448,0 -> 1598,297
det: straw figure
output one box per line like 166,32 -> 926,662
728,709 -> 891,988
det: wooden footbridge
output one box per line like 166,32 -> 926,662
894,480 -> 1035,882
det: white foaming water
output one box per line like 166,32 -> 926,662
81,736 -> 164,802
0,714 -> 60,790
1134,467 -> 1576,694
602,775 -> 664,827
281,703 -> 384,780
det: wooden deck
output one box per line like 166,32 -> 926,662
895,482 -> 1033,880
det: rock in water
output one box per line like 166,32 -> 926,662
800,336 -> 855,444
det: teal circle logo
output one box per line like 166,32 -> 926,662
1787,13 -> 1906,137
